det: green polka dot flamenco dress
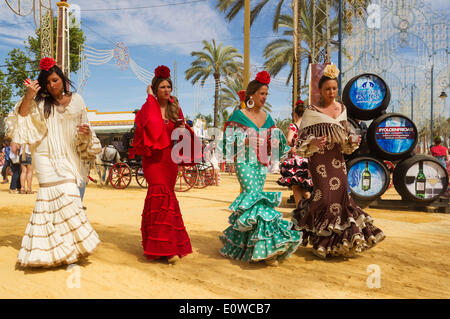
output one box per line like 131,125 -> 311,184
219,110 -> 301,263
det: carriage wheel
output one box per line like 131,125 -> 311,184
135,167 -> 148,188
109,162 -> 132,189
194,161 -> 215,189
175,165 -> 198,192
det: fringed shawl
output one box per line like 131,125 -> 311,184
299,106 -> 350,146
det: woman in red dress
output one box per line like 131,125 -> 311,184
132,65 -> 199,263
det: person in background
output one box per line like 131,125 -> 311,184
19,143 -> 34,194
204,135 -> 221,186
0,151 -> 4,170
8,142 -> 21,194
430,136 -> 449,169
277,100 -> 313,206
1,140 -> 11,184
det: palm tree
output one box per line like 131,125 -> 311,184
217,0 -> 362,109
264,4 -> 350,89
185,40 -> 243,128
216,0 -> 287,31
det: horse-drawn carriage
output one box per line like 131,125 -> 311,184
94,128 -> 216,191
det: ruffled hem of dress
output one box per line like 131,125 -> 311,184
229,190 -> 282,214
219,190 -> 301,262
277,176 -> 313,191
141,184 -> 192,259
17,182 -> 100,268
291,198 -> 385,258
219,221 -> 301,263
308,231 -> 386,259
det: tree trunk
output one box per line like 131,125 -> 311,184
214,73 -> 220,128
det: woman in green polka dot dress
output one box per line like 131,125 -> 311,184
218,71 -> 301,266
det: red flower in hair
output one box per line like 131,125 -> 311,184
255,71 -> 270,84
296,99 -> 304,106
39,57 -> 56,71
154,65 -> 171,78
237,90 -> 246,102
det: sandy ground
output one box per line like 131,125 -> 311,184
0,172 -> 449,299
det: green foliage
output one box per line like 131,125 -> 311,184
185,39 -> 243,128
26,15 -> 85,73
264,3 -> 344,82
0,68 -> 15,116
274,117 -> 291,137
3,48 -> 37,103
195,113 -> 214,128
216,0 -> 287,30
1,14 -> 85,115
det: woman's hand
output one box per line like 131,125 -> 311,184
349,134 -> 361,145
147,84 -> 153,96
77,123 -> 91,136
24,79 -> 40,99
311,136 -> 327,149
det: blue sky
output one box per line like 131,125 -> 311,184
0,0 -> 448,120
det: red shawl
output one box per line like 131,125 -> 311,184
132,94 -> 201,165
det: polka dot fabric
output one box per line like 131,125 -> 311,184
219,162 -> 301,262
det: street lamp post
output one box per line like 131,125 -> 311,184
338,0 -> 342,96
411,84 -> 414,121
430,65 -> 434,143
439,90 -> 448,129
244,0 -> 250,88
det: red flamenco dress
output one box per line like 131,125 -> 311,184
132,94 -> 201,260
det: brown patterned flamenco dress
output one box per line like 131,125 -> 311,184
291,106 -> 385,258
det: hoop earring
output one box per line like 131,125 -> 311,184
246,96 -> 255,109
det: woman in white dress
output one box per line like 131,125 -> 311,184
6,57 -> 101,268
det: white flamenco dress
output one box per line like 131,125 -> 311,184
6,93 -> 102,267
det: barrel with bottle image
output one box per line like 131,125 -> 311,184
393,155 -> 449,203
366,113 -> 418,161
342,73 -> 390,120
346,156 -> 391,202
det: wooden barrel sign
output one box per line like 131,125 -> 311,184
347,156 -> 391,201
393,155 -> 449,203
366,113 -> 418,161
343,73 -> 390,120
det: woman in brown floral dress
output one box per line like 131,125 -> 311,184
291,64 -> 385,258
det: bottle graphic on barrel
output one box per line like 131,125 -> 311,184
415,161 -> 426,198
362,161 -> 371,192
